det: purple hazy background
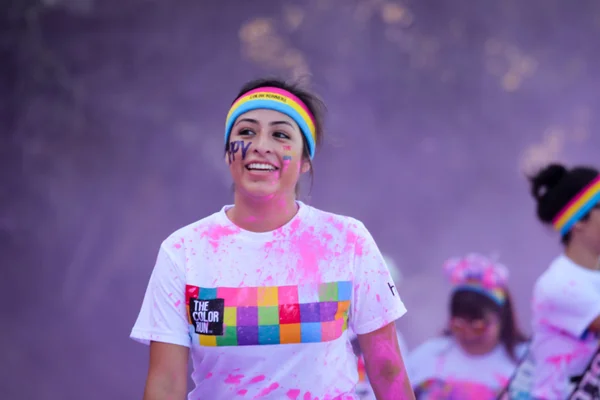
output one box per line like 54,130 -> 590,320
2,0 -> 600,398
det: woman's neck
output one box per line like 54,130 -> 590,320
565,241 -> 600,271
227,192 -> 299,232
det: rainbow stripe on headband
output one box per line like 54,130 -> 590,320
225,87 -> 317,159
553,176 -> 600,235
454,282 -> 506,306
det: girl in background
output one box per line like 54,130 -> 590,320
528,163 -> 600,399
407,253 -> 528,399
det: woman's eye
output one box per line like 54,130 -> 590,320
239,129 -> 255,136
273,131 -> 290,139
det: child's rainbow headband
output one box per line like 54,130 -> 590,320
224,87 -> 317,159
443,253 -> 508,305
552,176 -> 600,235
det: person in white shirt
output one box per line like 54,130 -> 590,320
407,254 -> 528,399
527,163 -> 600,399
130,78 -> 415,400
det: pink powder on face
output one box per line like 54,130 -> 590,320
255,382 -> 279,398
224,374 -> 244,384
286,389 -> 301,399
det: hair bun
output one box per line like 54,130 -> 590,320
529,163 -> 568,203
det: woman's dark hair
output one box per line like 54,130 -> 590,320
528,163 -> 599,244
449,289 -> 528,362
226,77 -> 326,194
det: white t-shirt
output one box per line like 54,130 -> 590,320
530,254 -> 600,399
131,202 -> 407,400
407,336 -> 526,400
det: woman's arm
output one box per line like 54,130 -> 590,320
143,342 -> 189,400
358,323 -> 415,400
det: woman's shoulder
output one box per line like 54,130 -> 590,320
161,208 -> 228,247
303,203 -> 368,233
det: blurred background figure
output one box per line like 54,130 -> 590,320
527,163 -> 600,399
407,254 -> 528,399
3,0 -> 600,398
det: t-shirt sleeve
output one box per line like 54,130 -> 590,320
130,242 -> 191,347
349,221 -> 407,335
536,278 -> 600,338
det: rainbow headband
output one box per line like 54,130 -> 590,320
553,176 -> 600,235
224,87 -> 317,159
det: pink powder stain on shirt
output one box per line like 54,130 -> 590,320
286,389 -> 301,399
255,382 -> 279,398
205,372 -> 213,379
376,294 -> 381,302
224,374 -> 244,384
237,389 -> 248,396
326,216 -> 345,232
303,392 -> 313,400
200,224 -> 240,252
291,226 -> 332,281
249,375 -> 266,383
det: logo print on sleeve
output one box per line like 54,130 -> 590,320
185,281 -> 352,347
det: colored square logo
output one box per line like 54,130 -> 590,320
279,304 -> 301,324
319,282 -> 338,301
257,287 -> 278,306
337,281 -> 352,301
278,286 -> 299,304
199,287 -> 217,300
280,323 -> 301,344
217,287 -> 239,306
237,306 -> 258,326
199,334 -> 217,347
237,326 -> 259,345
186,285 -> 199,303
336,301 -> 350,319
258,325 -> 280,345
216,326 -> 238,346
223,307 -> 237,327
298,283 -> 320,303
321,319 -> 344,342
258,306 -> 279,325
319,302 -> 338,322
299,303 -> 320,323
301,322 -> 322,343
236,287 -> 258,307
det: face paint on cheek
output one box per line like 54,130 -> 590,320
282,145 -> 292,169
228,140 -> 252,164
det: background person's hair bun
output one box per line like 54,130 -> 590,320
529,163 -> 568,203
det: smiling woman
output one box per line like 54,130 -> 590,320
129,77 -> 415,399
